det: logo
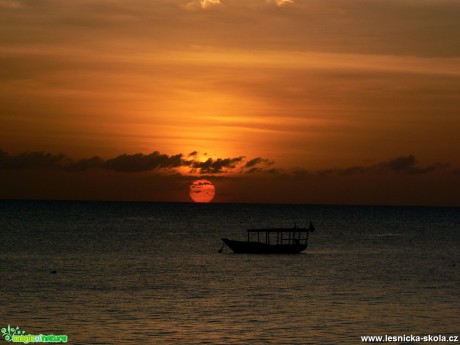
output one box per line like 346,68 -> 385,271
1,325 -> 67,344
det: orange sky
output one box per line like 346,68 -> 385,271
1,0 -> 459,205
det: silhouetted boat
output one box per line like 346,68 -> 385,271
221,222 -> 315,254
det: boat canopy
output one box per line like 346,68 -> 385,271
247,228 -> 310,233
245,226 -> 313,246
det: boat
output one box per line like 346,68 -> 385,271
220,222 -> 315,254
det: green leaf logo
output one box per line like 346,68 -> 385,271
1,325 -> 25,342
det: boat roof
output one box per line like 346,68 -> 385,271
247,228 -> 310,233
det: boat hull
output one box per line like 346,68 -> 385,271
222,238 -> 307,254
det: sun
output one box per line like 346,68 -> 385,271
189,179 -> 216,203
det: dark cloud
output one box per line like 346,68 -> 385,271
103,152 -> 184,172
319,166 -> 367,176
319,155 -> 449,176
246,167 -> 261,174
243,157 -> 276,174
66,156 -> 104,171
340,166 -> 367,176
375,155 -> 418,173
244,157 -> 274,168
266,168 -> 283,175
188,151 -> 198,157
0,150 -> 185,173
246,166 -> 282,175
293,169 -> 311,177
374,155 -> 448,174
0,150 -> 65,169
0,150 -> 247,175
191,157 -> 245,174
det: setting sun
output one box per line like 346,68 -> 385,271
189,179 -> 216,203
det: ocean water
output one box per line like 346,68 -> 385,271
0,201 -> 459,344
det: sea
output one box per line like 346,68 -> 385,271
0,200 -> 459,344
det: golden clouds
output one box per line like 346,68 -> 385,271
266,0 -> 294,7
184,0 -> 295,10
184,0 -> 222,10
200,0 -> 222,8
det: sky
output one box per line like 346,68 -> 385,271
1,0 -> 459,205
